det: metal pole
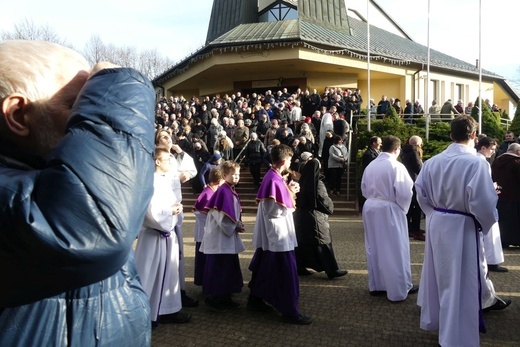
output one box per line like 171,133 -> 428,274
425,0 -> 431,142
367,0 -> 371,132
347,111 -> 353,201
478,0 -> 482,134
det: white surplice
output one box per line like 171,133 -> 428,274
415,143 -> 498,347
135,173 -> 182,321
361,152 -> 414,301
170,151 -> 196,290
477,152 -> 505,265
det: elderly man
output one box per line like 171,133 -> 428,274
232,119 -> 249,161
416,115 -> 510,347
361,135 -> 417,302
401,135 -> 425,241
0,41 -> 154,345
440,99 -> 460,119
492,142 -> 520,248
244,132 -> 266,189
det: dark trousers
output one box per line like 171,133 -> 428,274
249,162 -> 262,187
329,167 -> 343,192
407,191 -> 422,232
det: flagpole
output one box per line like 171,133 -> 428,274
426,0 -> 431,142
367,0 -> 371,132
478,0 -> 482,134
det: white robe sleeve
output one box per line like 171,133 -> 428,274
394,164 -> 414,213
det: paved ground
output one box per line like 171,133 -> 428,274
151,214 -> 520,347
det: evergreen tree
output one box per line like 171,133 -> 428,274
510,104 -> 520,136
470,97 -> 505,139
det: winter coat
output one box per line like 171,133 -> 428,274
400,144 -> 422,181
0,68 -> 155,346
294,160 -> 334,246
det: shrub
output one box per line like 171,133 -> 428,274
470,97 -> 505,140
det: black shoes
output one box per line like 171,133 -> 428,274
247,295 -> 272,312
281,314 -> 313,325
327,269 -> 348,279
488,264 -> 509,272
483,298 -> 512,312
204,297 -> 227,313
181,290 -> 199,307
159,311 -> 192,324
219,296 -> 241,309
369,285 -> 418,298
204,295 -> 240,312
297,268 -> 313,276
369,290 -> 387,297
408,285 -> 419,294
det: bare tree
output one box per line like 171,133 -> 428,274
81,35 -> 173,80
1,19 -> 173,80
83,35 -> 107,66
511,66 -> 520,94
1,18 -> 70,46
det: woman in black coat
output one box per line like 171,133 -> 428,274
293,159 -> 348,279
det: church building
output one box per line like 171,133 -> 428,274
153,0 -> 518,116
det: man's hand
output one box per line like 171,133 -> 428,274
179,172 -> 190,183
172,203 -> 183,215
171,144 -> 183,154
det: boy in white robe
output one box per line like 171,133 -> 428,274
476,137 -> 507,272
248,144 -> 313,325
361,135 -> 417,302
200,161 -> 246,312
416,115 -> 511,347
135,147 -> 191,327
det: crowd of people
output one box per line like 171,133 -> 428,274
154,87 -> 354,195
2,40 -> 516,347
373,94 -> 502,121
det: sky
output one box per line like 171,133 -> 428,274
0,0 -> 517,83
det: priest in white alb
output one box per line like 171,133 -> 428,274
415,115 -> 511,347
361,135 -> 417,302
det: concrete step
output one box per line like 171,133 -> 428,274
182,162 -> 359,216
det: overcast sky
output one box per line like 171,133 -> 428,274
0,0 -> 517,81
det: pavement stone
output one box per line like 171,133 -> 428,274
151,214 -> 520,347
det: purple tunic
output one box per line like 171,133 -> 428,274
249,169 -> 300,318
193,186 -> 217,286
256,169 -> 294,209
202,182 -> 243,296
205,182 -> 241,223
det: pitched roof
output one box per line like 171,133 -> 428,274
154,9 -> 500,83
207,16 -> 497,77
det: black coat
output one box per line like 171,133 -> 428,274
294,159 -> 334,246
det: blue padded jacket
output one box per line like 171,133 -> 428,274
0,68 -> 155,346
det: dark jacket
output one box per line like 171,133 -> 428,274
492,153 -> 520,202
400,144 -> 422,181
294,159 -> 334,246
245,139 -> 266,164
362,147 -> 379,169
0,68 -> 154,345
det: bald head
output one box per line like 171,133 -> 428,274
507,143 -> 520,153
409,135 -> 422,146
0,40 -> 90,157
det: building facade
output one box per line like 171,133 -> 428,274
153,0 -> 518,117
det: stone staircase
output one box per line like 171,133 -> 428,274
181,162 -> 358,216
